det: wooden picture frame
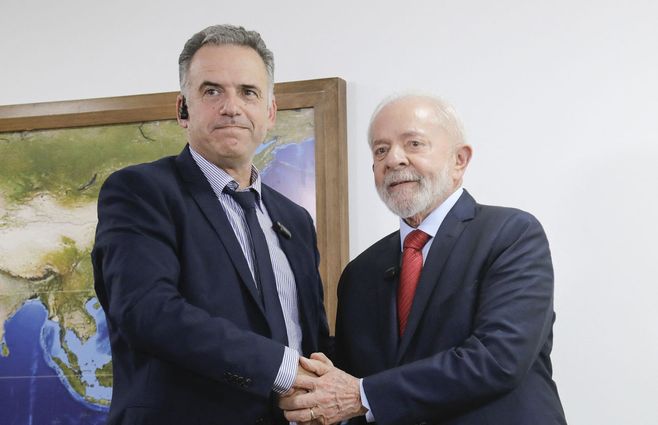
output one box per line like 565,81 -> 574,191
0,77 -> 348,332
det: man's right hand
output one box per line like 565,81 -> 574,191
280,353 -> 366,425
280,356 -> 322,398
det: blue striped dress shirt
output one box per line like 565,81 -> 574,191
190,147 -> 301,394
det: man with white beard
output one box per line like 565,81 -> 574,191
279,94 -> 567,425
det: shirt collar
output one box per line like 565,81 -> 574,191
189,146 -> 262,201
399,187 -> 464,251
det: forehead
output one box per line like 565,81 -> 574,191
371,98 -> 444,141
187,44 -> 269,84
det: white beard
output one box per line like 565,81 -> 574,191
377,166 -> 453,219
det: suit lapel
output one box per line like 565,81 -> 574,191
396,191 -> 477,363
174,147 -> 265,314
375,233 -> 402,367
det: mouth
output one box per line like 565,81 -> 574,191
214,118 -> 251,130
388,179 -> 419,190
215,124 -> 249,130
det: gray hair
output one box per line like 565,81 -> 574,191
178,24 -> 274,97
367,93 -> 466,147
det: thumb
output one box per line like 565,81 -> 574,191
300,356 -> 332,376
310,352 -> 334,367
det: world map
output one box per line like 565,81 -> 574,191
0,108 -> 315,424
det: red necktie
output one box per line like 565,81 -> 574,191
397,229 -> 431,336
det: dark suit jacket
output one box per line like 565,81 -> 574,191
335,190 -> 566,425
92,146 -> 331,425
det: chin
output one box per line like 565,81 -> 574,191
387,185 -> 417,200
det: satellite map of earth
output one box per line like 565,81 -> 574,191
0,108 -> 315,424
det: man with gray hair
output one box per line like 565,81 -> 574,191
92,24 -> 331,425
280,94 -> 566,424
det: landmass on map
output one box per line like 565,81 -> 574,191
0,108 -> 313,406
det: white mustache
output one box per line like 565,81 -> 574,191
384,169 -> 422,188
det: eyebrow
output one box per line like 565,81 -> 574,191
239,84 -> 263,96
371,138 -> 390,145
371,130 -> 426,145
197,81 -> 263,95
198,81 -> 221,90
400,130 -> 426,138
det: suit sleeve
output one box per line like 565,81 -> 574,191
92,168 -> 285,398
362,212 -> 556,424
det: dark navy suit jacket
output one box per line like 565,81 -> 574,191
335,191 -> 566,425
92,146 -> 330,425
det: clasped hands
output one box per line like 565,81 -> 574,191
279,353 -> 367,425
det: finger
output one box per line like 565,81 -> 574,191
300,356 -> 332,376
279,386 -> 306,402
309,352 -> 334,366
279,391 -> 316,410
292,373 -> 317,391
283,406 -> 318,422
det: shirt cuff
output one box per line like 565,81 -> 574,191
360,378 -> 375,422
272,346 -> 299,394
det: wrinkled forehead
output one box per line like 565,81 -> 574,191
371,99 -> 444,138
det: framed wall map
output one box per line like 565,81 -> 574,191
0,77 -> 348,423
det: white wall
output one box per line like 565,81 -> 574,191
2,1 -> 657,423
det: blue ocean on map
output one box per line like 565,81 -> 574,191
259,137 -> 316,221
0,300 -> 109,425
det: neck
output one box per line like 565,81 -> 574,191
403,184 -> 461,228
402,198 -> 443,228
208,157 -> 254,189
403,213 -> 425,228
226,166 -> 253,189
188,144 -> 255,189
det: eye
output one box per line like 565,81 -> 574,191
242,87 -> 260,98
204,88 -> 220,96
373,145 -> 388,159
407,139 -> 427,151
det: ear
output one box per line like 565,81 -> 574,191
266,95 -> 277,130
453,144 -> 473,179
176,94 -> 188,128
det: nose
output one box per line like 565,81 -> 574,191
218,92 -> 241,116
384,144 -> 409,169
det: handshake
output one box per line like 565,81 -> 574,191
278,353 -> 368,425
